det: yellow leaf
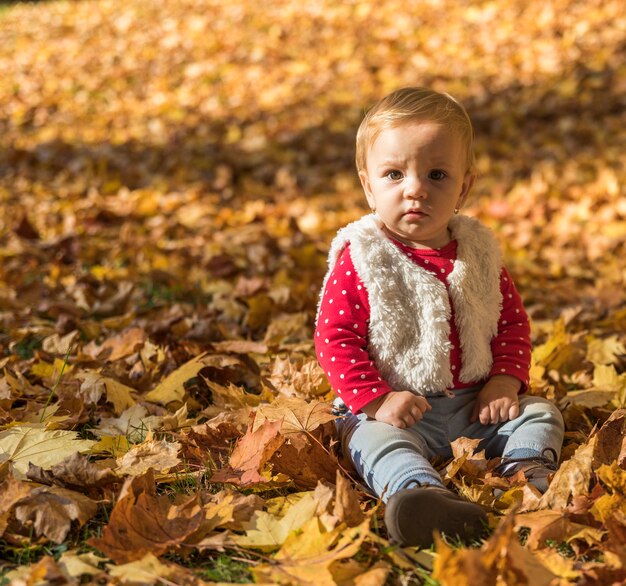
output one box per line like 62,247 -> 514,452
586,335 -> 626,365
115,438 -> 181,476
540,439 -> 594,510
254,397 -> 336,434
58,550 -> 107,579
234,492 -> 319,551
90,435 -> 131,457
0,426 -> 95,478
31,357 -> 74,380
253,517 -> 370,585
107,553 -> 183,585
144,353 -> 237,405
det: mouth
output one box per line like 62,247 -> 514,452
404,209 -> 426,218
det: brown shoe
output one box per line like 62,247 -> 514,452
495,457 -> 557,493
384,485 -> 487,548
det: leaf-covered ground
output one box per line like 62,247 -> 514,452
1,0 -> 625,584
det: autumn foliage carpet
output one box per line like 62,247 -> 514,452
1,0 -> 626,584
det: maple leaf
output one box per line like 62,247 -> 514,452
57,550 -> 107,581
94,404 -> 162,442
254,396 -> 337,434
540,439 -> 595,510
89,470 -> 207,563
514,509 -> 604,550
211,415 -> 286,486
75,371 -> 137,415
592,408 -> 626,468
26,451 -> 119,493
0,475 -> 33,537
12,485 -> 99,544
433,513 -> 558,586
115,437 -> 181,476
107,553 -> 196,585
234,491 -> 319,551
144,353 -> 239,405
0,426 -> 95,478
252,516 -> 371,585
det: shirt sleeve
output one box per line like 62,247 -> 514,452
314,245 -> 393,413
489,267 -> 531,390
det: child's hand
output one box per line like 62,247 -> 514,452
471,375 -> 521,425
361,391 -> 431,429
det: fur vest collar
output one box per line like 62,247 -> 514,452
318,214 -> 503,395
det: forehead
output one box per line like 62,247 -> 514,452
367,121 -> 466,159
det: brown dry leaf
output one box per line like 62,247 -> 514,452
330,560 -> 390,586
514,509 -> 603,550
432,513 -> 557,586
539,438 -> 595,510
26,452 -> 119,491
115,437 -> 181,476
13,485 -> 99,543
208,489 -> 265,531
94,404 -> 163,442
89,326 -> 147,362
592,408 -> 626,467
269,356 -> 331,398
101,376 -> 137,415
212,415 -> 286,486
0,475 -> 34,537
89,470 -> 205,563
144,352 -> 236,405
591,462 -> 626,524
445,436 -> 488,480
254,396 -> 337,434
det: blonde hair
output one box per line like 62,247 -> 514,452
355,87 -> 475,174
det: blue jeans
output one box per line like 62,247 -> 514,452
337,387 -> 564,502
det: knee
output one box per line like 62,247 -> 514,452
519,396 -> 564,431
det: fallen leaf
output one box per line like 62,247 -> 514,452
13,485 -> 99,543
540,439 -> 595,510
0,426 -> 95,478
115,438 -> 181,476
0,475 -> 34,537
89,470 -> 205,563
235,491 -> 319,551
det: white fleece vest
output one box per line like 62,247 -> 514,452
317,214 -> 503,396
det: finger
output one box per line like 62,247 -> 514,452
499,403 -> 510,422
509,402 -> 520,420
479,405 -> 490,425
490,404 -> 500,424
392,418 -> 408,429
414,396 -> 431,413
410,405 -> 424,422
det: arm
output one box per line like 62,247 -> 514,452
472,267 -> 531,425
315,246 -> 431,427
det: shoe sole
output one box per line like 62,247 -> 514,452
384,488 -> 487,548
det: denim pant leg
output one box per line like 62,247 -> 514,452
448,392 -> 565,460
337,412 -> 444,502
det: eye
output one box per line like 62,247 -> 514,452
386,170 -> 403,180
429,169 -> 447,181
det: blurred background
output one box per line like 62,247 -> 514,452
1,0 -> 624,357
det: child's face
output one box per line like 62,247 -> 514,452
359,121 -> 475,249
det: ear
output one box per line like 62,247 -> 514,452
456,171 -> 476,210
359,170 -> 376,211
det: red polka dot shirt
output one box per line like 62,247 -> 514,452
315,237 -> 531,414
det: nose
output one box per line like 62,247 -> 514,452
403,175 -> 426,199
